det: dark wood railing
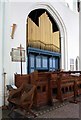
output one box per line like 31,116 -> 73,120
15,70 -> 81,107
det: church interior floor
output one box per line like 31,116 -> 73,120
1,96 -> 81,120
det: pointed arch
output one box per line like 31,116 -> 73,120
26,2 -> 68,70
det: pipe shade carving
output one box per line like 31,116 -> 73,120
27,12 -> 60,52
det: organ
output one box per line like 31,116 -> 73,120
27,12 -> 60,73
27,12 -> 60,53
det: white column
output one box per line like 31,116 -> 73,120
60,36 -> 68,71
60,36 -> 65,70
79,8 -> 81,70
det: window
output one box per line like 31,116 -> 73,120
76,56 -> 79,71
70,58 -> 74,71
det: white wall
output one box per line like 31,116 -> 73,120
51,1 -> 79,70
0,2 -> 4,107
79,3 -> 81,70
4,2 -> 79,82
0,0 -> 79,106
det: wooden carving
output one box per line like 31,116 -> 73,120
11,24 -> 17,39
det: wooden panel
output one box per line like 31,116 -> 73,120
15,74 -> 30,88
36,56 -> 41,68
42,56 -> 48,68
49,57 -> 52,67
53,58 -> 55,68
30,55 -> 34,67
49,57 -> 56,71
55,58 -> 59,70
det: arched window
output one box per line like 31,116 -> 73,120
76,56 -> 79,71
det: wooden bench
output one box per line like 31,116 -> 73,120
14,71 -> 81,107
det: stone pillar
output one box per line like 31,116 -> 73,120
60,36 -> 65,70
79,8 -> 81,70
60,36 -> 68,71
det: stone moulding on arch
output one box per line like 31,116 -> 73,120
26,2 -> 68,70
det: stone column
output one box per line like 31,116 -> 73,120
60,36 -> 65,70
79,9 -> 81,70
60,35 -> 68,71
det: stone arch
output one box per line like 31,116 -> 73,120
26,2 -> 68,70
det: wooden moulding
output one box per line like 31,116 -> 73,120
11,24 -> 17,39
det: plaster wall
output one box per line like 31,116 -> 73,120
0,2 -> 4,106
